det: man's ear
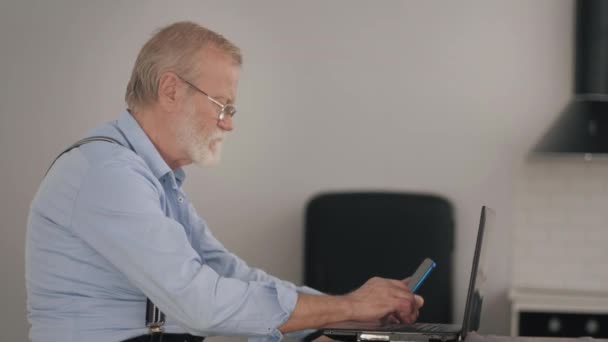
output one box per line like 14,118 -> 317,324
157,72 -> 179,111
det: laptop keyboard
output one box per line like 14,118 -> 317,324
410,323 -> 443,332
386,323 -> 455,333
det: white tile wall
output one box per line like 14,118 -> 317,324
513,158 -> 608,292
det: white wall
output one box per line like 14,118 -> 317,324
514,159 -> 608,291
0,1 -> 573,340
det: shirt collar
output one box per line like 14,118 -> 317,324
116,111 -> 186,189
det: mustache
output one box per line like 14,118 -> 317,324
207,130 -> 224,142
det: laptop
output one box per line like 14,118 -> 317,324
322,206 -> 494,342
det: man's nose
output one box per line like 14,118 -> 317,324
218,115 -> 233,132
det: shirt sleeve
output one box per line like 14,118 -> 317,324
189,208 -> 326,340
70,159 -> 297,337
189,208 -> 326,294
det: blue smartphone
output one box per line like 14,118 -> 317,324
407,258 -> 436,293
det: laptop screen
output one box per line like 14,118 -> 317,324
460,206 -> 494,338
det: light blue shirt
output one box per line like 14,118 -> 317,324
26,111 -> 320,342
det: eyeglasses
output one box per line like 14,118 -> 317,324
176,74 -> 237,121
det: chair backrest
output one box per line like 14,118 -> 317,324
304,192 -> 454,323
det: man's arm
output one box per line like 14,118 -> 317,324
279,277 -> 424,333
279,293 -> 351,333
188,213 -> 290,283
186,203 -> 423,333
188,210 -> 324,295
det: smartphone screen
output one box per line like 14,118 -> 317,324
407,258 -> 436,293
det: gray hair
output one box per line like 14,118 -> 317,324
125,21 -> 242,112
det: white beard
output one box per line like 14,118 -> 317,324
176,102 -> 224,167
190,129 -> 224,167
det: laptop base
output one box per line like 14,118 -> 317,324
323,319 -> 462,342
323,332 -> 459,342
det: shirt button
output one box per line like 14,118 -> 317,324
178,196 -> 184,203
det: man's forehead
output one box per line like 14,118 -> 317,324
196,48 -> 240,102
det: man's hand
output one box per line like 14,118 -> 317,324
344,276 -> 424,324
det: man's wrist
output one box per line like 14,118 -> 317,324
335,295 -> 354,322
279,292 -> 355,333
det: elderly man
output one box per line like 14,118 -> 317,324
26,21 -> 423,342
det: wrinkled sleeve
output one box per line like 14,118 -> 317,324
190,209 -> 325,295
189,203 -> 326,340
70,160 -> 297,338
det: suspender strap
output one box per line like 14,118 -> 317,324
46,135 -> 166,335
146,300 -> 166,334
45,136 -> 124,176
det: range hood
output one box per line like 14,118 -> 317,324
534,0 -> 608,156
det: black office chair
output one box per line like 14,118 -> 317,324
304,192 -> 454,323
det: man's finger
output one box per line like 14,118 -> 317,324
388,279 -> 409,291
401,277 -> 412,290
414,294 -> 424,308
